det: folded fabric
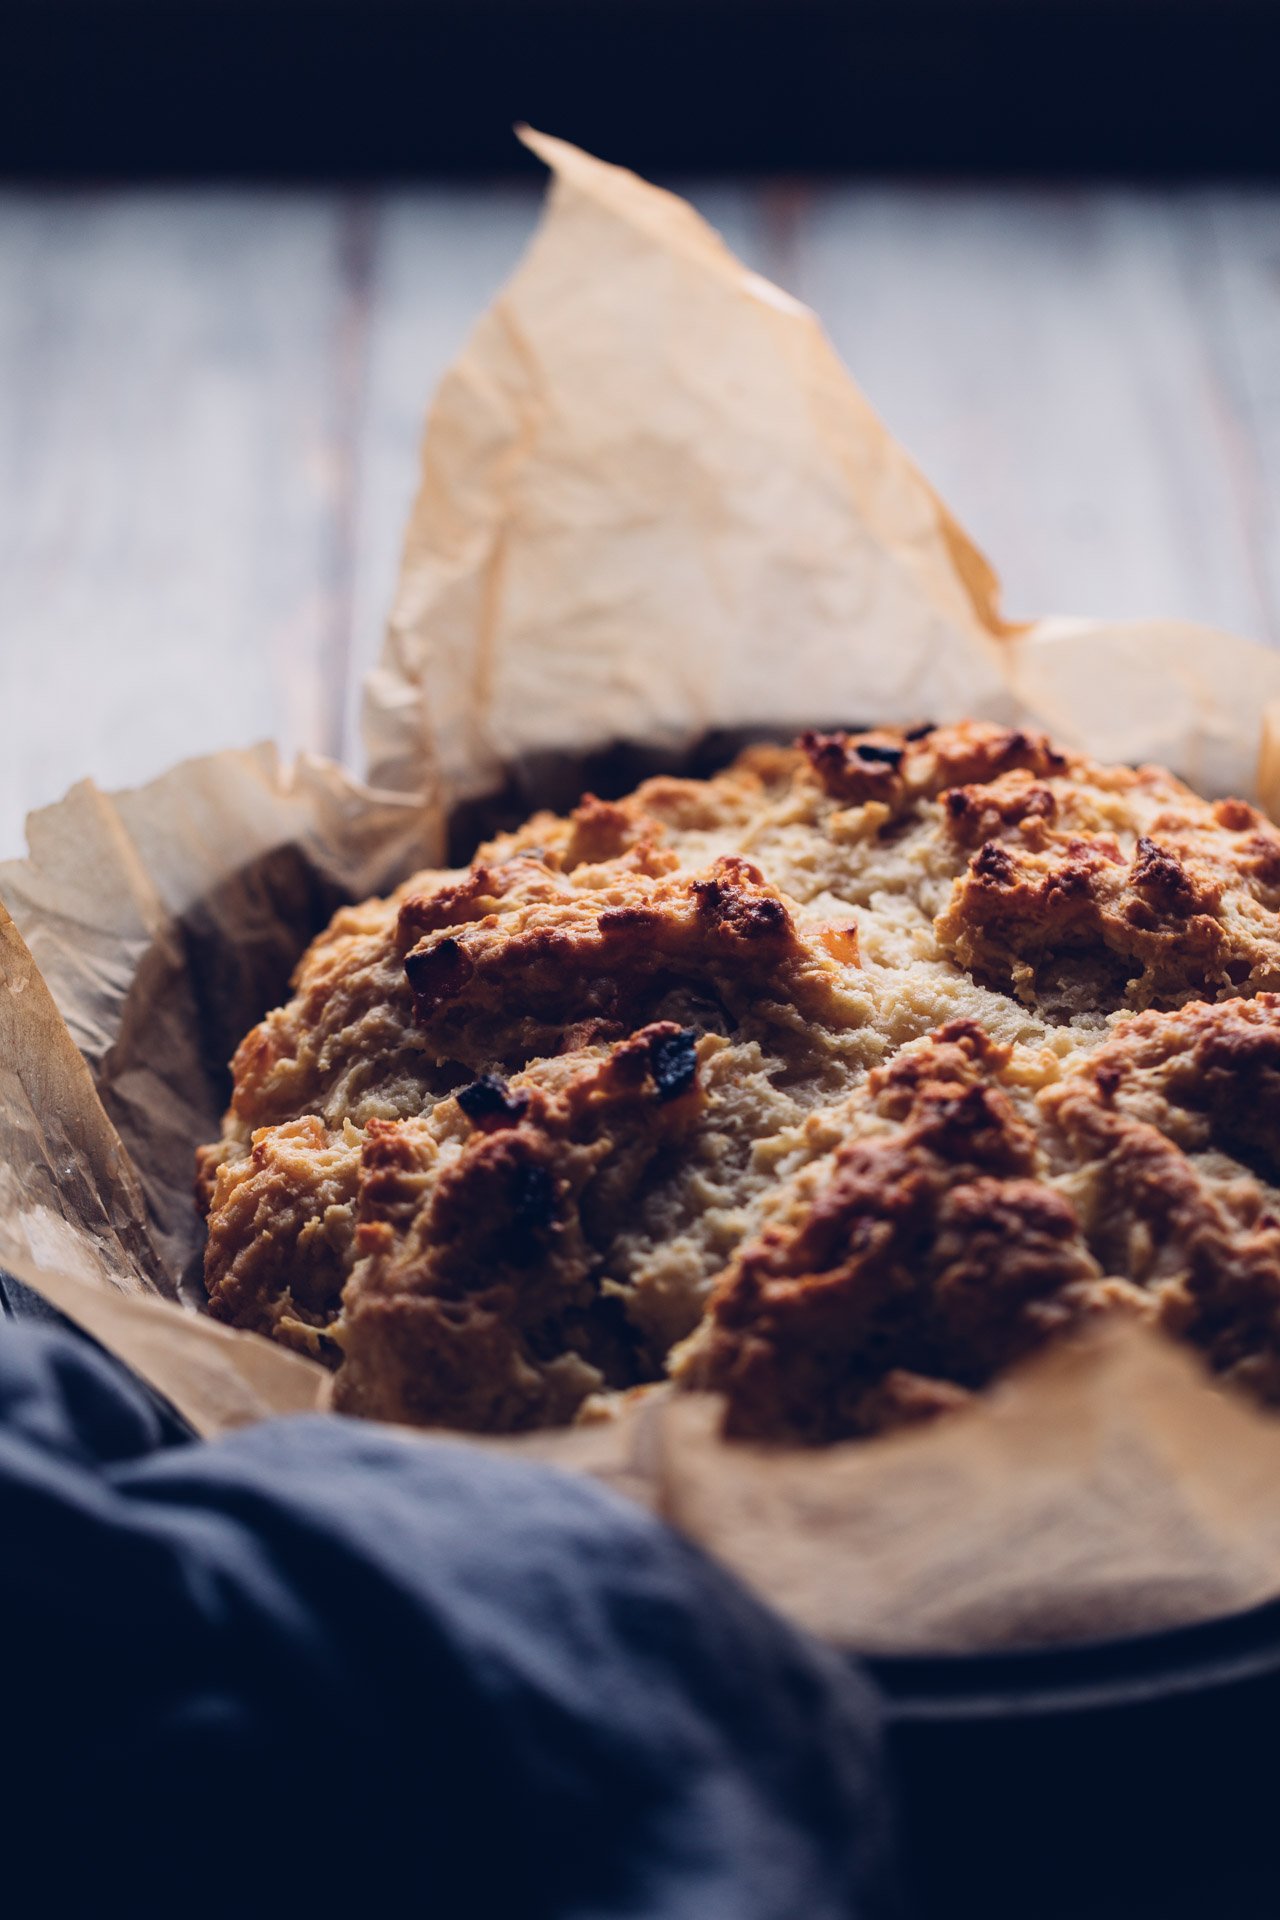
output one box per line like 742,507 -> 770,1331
0,1324 -> 899,1918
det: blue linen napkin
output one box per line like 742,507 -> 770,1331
0,1323 -> 899,1918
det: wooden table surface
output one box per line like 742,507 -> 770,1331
1,179 -> 1278,860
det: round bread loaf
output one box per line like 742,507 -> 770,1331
196,722 -> 1280,1439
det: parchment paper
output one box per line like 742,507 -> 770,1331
5,130 -> 1280,1653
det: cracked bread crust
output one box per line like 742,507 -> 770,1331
333,1022 -> 714,1430
671,1023 -> 1112,1440
678,996 -> 1280,1438
396,853 -> 862,1071
198,721 -> 1280,1440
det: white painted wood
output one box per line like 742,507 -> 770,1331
785,185 -> 1277,641
0,190 -> 353,859
343,186 -> 542,769
1185,189 -> 1280,646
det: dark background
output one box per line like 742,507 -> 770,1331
3,0 -> 1279,179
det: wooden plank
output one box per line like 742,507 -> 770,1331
342,178 -> 781,772
1183,189 -> 1280,647
784,185 -> 1276,642
343,185 -> 541,770
0,190 -> 352,860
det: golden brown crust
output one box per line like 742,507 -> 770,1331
197,720 -> 1280,1441
680,996 -> 1280,1440
934,767 -> 1280,1016
333,1023 -> 710,1429
800,722 -> 1068,814
676,1023 -> 1104,1440
1042,997 -> 1280,1397
202,1117 -> 363,1357
220,879 -> 459,1140
396,854 -> 851,1072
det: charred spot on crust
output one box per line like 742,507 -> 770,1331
972,728 -> 1066,780
577,1021 -> 702,1108
972,841 -> 1017,885
1045,862 -> 1092,902
645,1026 -> 700,1103
405,936 -> 474,1012
597,903 -> 661,935
457,1074 -> 530,1131
799,728 -> 906,805
1131,836 -> 1198,913
943,779 -> 1058,849
1094,1064 -> 1123,1102
691,858 -> 795,944
802,721 -> 1070,811
428,1132 -> 561,1276
914,1081 -> 1033,1173
507,1159 -> 557,1239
